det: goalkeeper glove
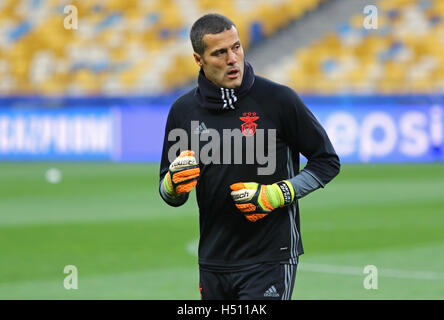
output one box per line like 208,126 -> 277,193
163,150 -> 200,197
230,181 -> 295,222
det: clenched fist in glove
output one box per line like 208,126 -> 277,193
230,181 -> 295,222
163,150 -> 200,197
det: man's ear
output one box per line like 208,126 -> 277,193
193,52 -> 203,68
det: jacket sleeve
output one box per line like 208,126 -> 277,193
280,87 -> 340,186
159,105 -> 189,207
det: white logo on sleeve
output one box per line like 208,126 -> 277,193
193,122 -> 210,134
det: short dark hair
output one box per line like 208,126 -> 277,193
190,13 -> 236,55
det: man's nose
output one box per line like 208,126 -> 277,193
227,49 -> 237,65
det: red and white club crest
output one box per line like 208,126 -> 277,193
239,112 -> 259,136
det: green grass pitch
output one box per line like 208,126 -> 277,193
0,162 -> 443,299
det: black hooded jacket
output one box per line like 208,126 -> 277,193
159,62 -> 340,269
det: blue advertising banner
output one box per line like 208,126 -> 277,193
310,103 -> 444,163
0,108 -> 116,160
118,106 -> 169,162
0,95 -> 443,163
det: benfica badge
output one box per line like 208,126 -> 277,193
239,112 -> 259,136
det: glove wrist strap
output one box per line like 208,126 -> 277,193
276,180 -> 295,206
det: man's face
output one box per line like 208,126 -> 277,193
194,26 -> 245,89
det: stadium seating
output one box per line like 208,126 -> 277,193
270,0 -> 444,94
0,0 -> 326,96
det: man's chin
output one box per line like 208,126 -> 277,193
223,78 -> 242,89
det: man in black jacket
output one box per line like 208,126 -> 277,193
159,13 -> 340,300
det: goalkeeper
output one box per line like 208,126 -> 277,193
159,14 -> 340,300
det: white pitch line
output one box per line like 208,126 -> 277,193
185,239 -> 444,281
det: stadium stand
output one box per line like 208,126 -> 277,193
0,0 -> 326,96
267,0 -> 444,94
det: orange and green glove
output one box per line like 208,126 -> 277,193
230,181 -> 295,222
163,150 -> 200,197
